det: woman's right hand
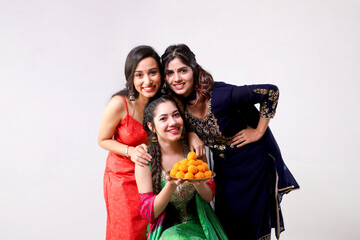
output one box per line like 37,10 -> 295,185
166,175 -> 183,186
187,132 -> 206,158
129,143 -> 152,166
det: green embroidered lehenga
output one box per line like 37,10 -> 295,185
139,141 -> 228,240
147,170 -> 228,240
139,148 -> 228,240
160,170 -> 226,240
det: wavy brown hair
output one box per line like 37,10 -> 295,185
143,95 -> 181,194
161,44 -> 214,105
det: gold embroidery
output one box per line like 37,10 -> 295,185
258,233 -> 271,240
253,88 -> 279,118
185,98 -> 229,158
161,170 -> 196,222
253,89 -> 269,95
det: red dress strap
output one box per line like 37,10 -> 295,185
121,95 -> 129,115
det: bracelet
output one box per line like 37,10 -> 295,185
126,146 -> 129,158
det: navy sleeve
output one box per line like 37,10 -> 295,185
230,84 -> 279,118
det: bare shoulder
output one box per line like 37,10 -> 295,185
108,95 -> 127,111
104,95 -> 128,120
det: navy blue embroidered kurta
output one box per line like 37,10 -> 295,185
185,82 -> 299,240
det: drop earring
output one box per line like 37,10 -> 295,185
161,82 -> 167,94
151,134 -> 158,143
128,86 -> 135,101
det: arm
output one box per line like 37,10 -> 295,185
153,178 -> 181,218
187,132 -> 205,158
229,118 -> 270,147
135,164 -> 182,219
97,96 -> 149,165
98,96 -> 127,155
228,84 -> 279,147
233,84 -> 279,115
175,92 -> 205,158
192,181 -> 214,203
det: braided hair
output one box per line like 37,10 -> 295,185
143,95 -> 181,194
161,44 -> 214,105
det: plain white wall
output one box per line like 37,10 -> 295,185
1,0 -> 359,239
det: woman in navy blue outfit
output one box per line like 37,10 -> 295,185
160,44 -> 300,240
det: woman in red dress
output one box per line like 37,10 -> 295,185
98,46 -> 163,240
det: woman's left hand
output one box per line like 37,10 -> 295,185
228,126 -> 264,148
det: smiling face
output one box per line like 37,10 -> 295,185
165,57 -> 194,97
148,101 -> 184,144
133,57 -> 161,100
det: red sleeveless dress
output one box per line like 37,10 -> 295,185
103,96 -> 148,240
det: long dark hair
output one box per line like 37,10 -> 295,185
143,95 -> 181,194
113,45 -> 163,99
161,44 -> 214,105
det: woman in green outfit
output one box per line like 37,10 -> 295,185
134,95 -> 227,240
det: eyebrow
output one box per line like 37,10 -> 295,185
135,67 -> 159,73
158,110 -> 179,118
166,66 -> 188,72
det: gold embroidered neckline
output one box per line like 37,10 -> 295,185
185,98 -> 212,122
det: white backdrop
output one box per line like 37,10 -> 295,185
1,0 -> 359,239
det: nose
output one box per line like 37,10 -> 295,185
143,74 -> 152,85
168,116 -> 177,125
174,72 -> 181,82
